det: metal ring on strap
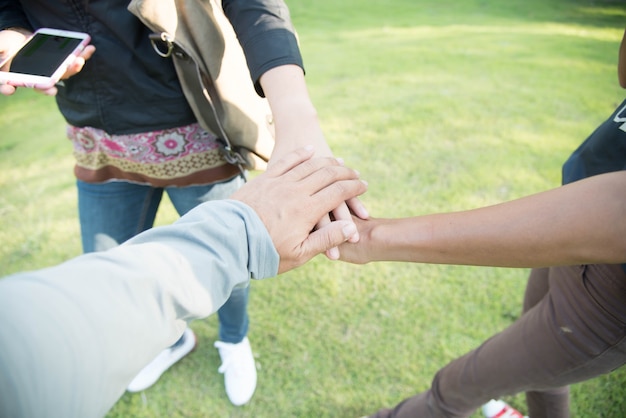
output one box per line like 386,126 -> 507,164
148,33 -> 174,58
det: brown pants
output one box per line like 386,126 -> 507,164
369,264 -> 626,418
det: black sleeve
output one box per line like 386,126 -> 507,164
222,0 -> 304,96
0,0 -> 33,31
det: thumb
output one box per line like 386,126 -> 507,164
278,221 -> 358,274
62,56 -> 86,79
0,83 -> 17,95
307,221 -> 358,261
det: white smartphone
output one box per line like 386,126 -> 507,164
0,28 -> 91,89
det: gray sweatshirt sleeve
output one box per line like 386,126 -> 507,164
0,199 -> 278,418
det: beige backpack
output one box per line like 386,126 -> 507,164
128,0 -> 275,171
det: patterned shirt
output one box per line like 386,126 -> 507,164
68,123 -> 240,187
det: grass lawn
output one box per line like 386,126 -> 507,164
2,0 -> 626,416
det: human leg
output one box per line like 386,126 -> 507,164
522,268 -> 569,418
522,267 -> 550,311
168,175 -> 256,405
368,264 -> 626,418
77,180 -> 162,252
166,174 -> 249,343
127,176 -> 250,394
77,180 -> 199,393
523,264 -> 626,418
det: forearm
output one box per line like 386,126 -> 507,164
0,200 -> 278,418
225,0 -> 329,159
359,172 -> 626,267
260,65 -> 331,159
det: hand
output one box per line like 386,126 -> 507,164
337,216 -> 376,265
0,28 -> 95,96
60,44 -> 96,79
271,142 -> 368,246
230,146 -> 368,273
259,65 -> 369,258
0,27 -> 30,59
0,28 -> 30,95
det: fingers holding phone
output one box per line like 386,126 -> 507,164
64,44 -> 95,77
38,43 -> 96,96
0,27 -> 31,61
0,28 -> 92,96
0,28 -> 30,95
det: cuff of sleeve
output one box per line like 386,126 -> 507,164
242,29 -> 304,97
0,18 -> 33,33
228,200 -> 280,279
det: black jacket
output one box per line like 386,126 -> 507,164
0,0 -> 303,134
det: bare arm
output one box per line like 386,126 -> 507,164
225,0 -> 369,252
259,65 -> 330,162
339,171 -> 626,267
259,65 -> 369,257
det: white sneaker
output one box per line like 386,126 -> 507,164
214,337 -> 257,406
482,399 -> 528,418
127,328 -> 197,392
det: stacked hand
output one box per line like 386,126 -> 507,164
231,146 -> 368,273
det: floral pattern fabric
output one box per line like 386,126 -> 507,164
68,123 -> 239,187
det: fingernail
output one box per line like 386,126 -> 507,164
342,222 -> 357,239
336,157 -> 345,166
328,247 -> 340,260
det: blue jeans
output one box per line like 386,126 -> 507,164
77,175 -> 249,343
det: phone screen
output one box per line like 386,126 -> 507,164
10,33 -> 84,77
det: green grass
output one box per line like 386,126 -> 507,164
2,0 -> 626,416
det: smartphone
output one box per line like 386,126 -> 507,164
0,28 -> 91,89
